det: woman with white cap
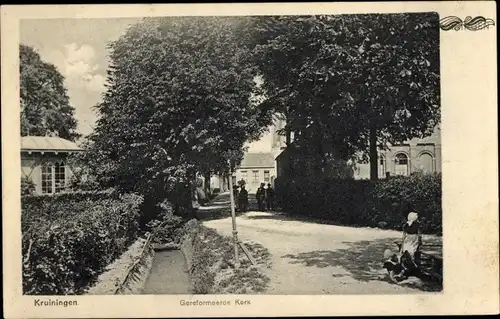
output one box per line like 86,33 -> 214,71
401,211 -> 422,268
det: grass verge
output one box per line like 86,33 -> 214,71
181,220 -> 271,294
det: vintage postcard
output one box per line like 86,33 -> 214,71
2,2 -> 498,318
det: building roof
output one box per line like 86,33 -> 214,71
238,152 -> 275,168
21,136 -> 81,153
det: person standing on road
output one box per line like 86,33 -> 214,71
237,185 -> 248,212
401,212 -> 422,269
265,183 -> 275,211
256,183 -> 266,211
255,183 -> 262,210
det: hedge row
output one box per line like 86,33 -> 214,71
21,190 -> 144,295
275,173 -> 442,234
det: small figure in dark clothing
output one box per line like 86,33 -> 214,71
256,183 -> 266,211
383,248 -> 418,283
237,186 -> 248,212
265,183 -> 275,211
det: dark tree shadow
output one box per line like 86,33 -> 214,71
195,193 -> 258,221
243,214 -> 292,221
282,237 -> 443,292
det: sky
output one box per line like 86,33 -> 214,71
20,18 -> 273,152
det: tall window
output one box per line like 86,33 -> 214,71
264,170 -> 270,182
241,170 -> 247,182
41,163 -> 53,194
41,161 -> 66,194
418,152 -> 434,173
54,162 -> 66,193
252,170 -> 259,182
394,153 -> 409,176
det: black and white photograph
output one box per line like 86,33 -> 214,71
2,2 -> 498,318
19,12 -> 443,296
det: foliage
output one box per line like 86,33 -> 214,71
21,190 -> 144,295
19,44 -> 80,141
66,149 -> 102,192
252,13 -> 440,176
275,173 -> 442,234
21,176 -> 36,195
83,17 -> 273,220
147,199 -> 184,245
237,179 -> 246,187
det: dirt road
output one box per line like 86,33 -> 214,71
202,194 -> 442,294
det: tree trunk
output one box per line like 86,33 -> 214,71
285,117 -> 291,146
203,171 -> 211,194
369,126 -> 379,181
285,129 -> 291,146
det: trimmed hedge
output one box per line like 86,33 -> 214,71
21,190 -> 144,295
275,173 -> 442,234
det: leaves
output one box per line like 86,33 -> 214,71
253,13 -> 440,166
275,172 -> 442,234
84,17 -> 273,203
19,45 -> 80,141
21,191 -> 144,295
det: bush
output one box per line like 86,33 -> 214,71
275,173 -> 442,234
21,190 -> 144,295
213,188 -> 221,194
147,199 -> 184,245
21,176 -> 36,195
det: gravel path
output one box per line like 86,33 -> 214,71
202,194 -> 442,294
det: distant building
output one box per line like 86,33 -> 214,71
235,152 -> 276,193
21,136 -> 82,195
352,126 -> 442,179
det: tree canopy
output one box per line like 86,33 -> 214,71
20,44 -> 80,141
83,17 -> 272,203
252,13 -> 440,179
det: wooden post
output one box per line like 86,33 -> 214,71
228,161 -> 240,269
239,241 -> 257,266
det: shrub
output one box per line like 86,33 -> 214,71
21,190 -> 144,295
275,173 -> 442,234
147,199 -> 184,245
213,188 -> 221,194
21,176 -> 36,195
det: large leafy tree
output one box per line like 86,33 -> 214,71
20,44 -> 79,141
253,13 -> 440,179
84,17 -> 271,210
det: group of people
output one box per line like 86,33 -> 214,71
232,182 -> 275,213
256,183 -> 275,211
